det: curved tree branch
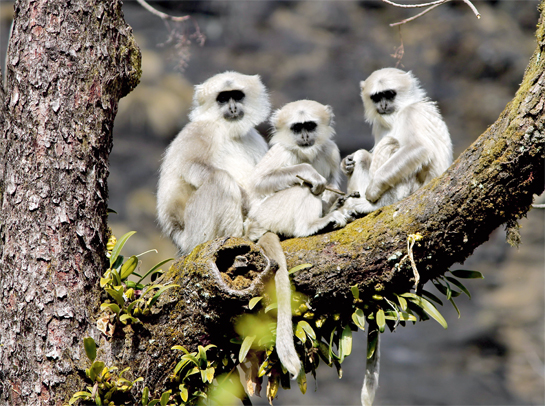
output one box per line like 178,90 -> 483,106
126,3 -> 544,392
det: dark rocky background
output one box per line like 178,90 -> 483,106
1,1 -> 543,405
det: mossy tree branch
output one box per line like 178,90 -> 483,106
131,2 -> 544,393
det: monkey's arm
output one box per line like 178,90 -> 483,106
366,143 -> 429,202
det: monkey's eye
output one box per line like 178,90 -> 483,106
216,90 -> 245,104
370,90 -> 397,103
291,121 -> 317,133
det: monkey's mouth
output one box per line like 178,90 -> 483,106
223,111 -> 245,121
376,107 -> 394,115
296,140 -> 315,147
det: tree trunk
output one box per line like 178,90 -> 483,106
0,1 -> 140,404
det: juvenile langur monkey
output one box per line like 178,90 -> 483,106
341,68 -> 453,406
245,100 -> 349,379
157,71 -> 270,255
341,68 -> 453,215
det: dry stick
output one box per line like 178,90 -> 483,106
296,175 -> 345,196
382,0 -> 481,27
136,0 -> 190,22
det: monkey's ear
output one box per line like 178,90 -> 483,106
325,105 -> 335,126
269,109 -> 282,129
359,80 -> 366,90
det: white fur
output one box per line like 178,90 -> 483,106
157,72 -> 270,255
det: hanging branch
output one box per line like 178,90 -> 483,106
381,0 -> 481,26
136,0 -> 190,22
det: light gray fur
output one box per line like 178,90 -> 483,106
157,71 -> 270,255
341,68 -> 453,215
244,100 -> 350,379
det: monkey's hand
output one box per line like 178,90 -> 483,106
298,172 -> 328,196
341,154 -> 356,175
329,191 -> 361,212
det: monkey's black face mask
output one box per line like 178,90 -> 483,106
371,90 -> 397,115
217,90 -> 246,121
291,121 -> 318,147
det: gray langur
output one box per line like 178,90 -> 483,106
156,71 -> 270,255
341,68 -> 453,406
341,68 -> 453,216
245,100 -> 349,378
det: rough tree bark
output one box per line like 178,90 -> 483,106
0,1 -> 542,405
0,0 -> 141,404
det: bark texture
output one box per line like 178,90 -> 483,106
127,4 -> 544,392
0,1 -> 140,404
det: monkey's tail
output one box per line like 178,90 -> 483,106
361,331 -> 380,406
257,232 -> 301,378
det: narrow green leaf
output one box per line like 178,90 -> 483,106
239,335 -> 255,363
297,370 -> 307,394
205,366 -> 215,383
109,231 -> 136,267
119,313 -> 139,325
174,359 -> 191,375
295,323 -> 306,344
135,258 -> 174,286
350,284 -> 359,300
367,329 -> 379,359
449,298 -> 461,318
120,255 -> 138,280
148,401 -> 160,406
352,308 -> 366,330
298,320 -> 316,341
141,387 -> 149,405
147,284 -> 180,308
376,309 -> 386,333
421,289 -> 444,306
339,325 -> 353,362
445,276 -> 471,299
172,345 -> 190,354
264,303 -> 277,313
384,311 -> 417,322
402,293 -> 448,329
288,263 -> 313,275
396,294 -> 408,312
197,345 -> 208,368
89,361 -> 105,382
181,353 -> 200,367
249,296 -> 263,310
100,303 -> 120,316
105,288 -> 125,306
160,390 -> 171,406
83,337 -> 96,362
180,384 -> 189,402
450,269 -> 484,279
328,328 -> 338,363
431,278 -> 449,297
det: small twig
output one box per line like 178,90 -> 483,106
382,0 -> 481,27
296,175 -> 345,195
136,0 -> 190,22
407,233 -> 423,290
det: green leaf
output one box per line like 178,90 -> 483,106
249,296 -> 263,310
445,276 -> 471,299
328,327 -> 338,363
141,387 -> 149,405
396,294 -> 408,312
148,401 -> 160,406
197,345 -> 208,368
288,263 -> 313,275
450,269 -> 484,279
421,289 -> 444,306
180,384 -> 189,402
402,293 -> 448,329
264,303 -> 277,313
100,303 -> 121,316
172,345 -> 190,354
297,370 -> 307,394
146,284 -> 180,308
295,323 -> 306,344
376,309 -> 386,333
352,308 -> 366,330
203,367 -> 215,383
83,337 -> 96,362
239,335 -> 255,363
339,325 -> 353,362
350,284 -> 359,300
160,390 -> 171,406
105,288 -> 125,306
69,391 -> 93,404
174,359 -> 191,375
119,313 -> 139,325
135,258 -> 174,286
449,298 -> 461,318
89,361 -> 105,382
367,329 -> 379,359
120,255 -> 138,280
297,320 -> 316,341
109,231 -> 136,267
384,311 -> 417,322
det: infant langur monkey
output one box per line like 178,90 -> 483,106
341,68 -> 453,406
156,71 -> 270,255
341,68 -> 453,216
245,100 -> 349,378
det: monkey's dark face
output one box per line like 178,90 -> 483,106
216,90 -> 246,121
290,121 -> 318,147
370,90 -> 397,115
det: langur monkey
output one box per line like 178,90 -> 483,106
156,71 -> 270,255
341,68 -> 453,406
245,100 -> 349,378
341,68 -> 453,215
